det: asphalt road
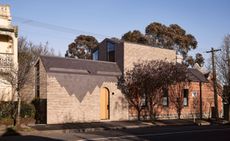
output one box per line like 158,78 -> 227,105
1,125 -> 230,141
75,125 -> 230,141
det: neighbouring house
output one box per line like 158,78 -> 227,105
128,68 -> 222,120
0,5 -> 18,101
33,38 -> 222,124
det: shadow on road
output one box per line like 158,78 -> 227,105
1,127 -> 63,141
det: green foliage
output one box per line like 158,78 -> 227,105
185,56 -> 195,67
122,30 -> 148,44
121,22 -> 198,60
195,53 -> 205,66
145,22 -> 197,58
20,102 -> 35,118
185,53 -> 205,67
0,102 -> 35,119
66,35 -> 99,59
0,102 -> 17,119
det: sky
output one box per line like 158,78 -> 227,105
1,0 -> 230,61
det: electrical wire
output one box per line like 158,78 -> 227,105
13,16 -> 112,39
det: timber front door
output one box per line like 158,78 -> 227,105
100,87 -> 109,120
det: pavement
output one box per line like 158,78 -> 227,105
27,119 -> 196,133
0,119 -> 229,135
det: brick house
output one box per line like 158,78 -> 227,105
35,56 -> 128,124
33,38 -> 222,124
127,68 -> 222,120
96,38 -> 222,120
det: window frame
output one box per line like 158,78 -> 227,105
183,89 -> 189,107
106,42 -> 115,62
162,88 -> 169,107
92,49 -> 99,60
35,62 -> 40,98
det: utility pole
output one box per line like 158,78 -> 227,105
199,82 -> 203,119
206,47 -> 221,120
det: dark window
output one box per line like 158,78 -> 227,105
93,49 -> 99,60
107,42 -> 115,62
183,89 -> 189,106
35,62 -> 40,98
162,88 -> 169,106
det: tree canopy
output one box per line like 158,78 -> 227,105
117,60 -> 187,120
121,30 -> 148,44
65,35 -> 99,59
122,22 -> 198,59
185,53 -> 205,67
216,34 -> 230,104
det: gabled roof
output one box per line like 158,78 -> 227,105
188,68 -> 209,83
39,56 -> 121,76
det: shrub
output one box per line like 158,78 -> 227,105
20,102 -> 35,118
0,102 -> 17,119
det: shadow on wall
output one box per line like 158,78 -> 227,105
49,73 -> 117,102
115,96 -> 128,110
1,127 -> 63,141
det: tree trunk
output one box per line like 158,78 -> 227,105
137,109 -> 141,121
178,110 -> 181,119
229,104 -> 230,121
224,103 -> 230,121
148,98 -> 154,121
16,95 -> 21,127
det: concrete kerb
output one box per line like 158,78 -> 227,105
1,120 -> 206,134
27,122 -> 156,134
195,120 -> 211,126
63,124 -> 154,133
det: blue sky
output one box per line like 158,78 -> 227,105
1,0 -> 230,60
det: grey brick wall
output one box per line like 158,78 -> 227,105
46,72 -> 128,124
123,42 -> 176,71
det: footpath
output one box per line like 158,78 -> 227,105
0,119 -> 228,135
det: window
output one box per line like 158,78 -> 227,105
183,89 -> 189,106
92,49 -> 98,60
35,62 -> 40,98
192,91 -> 198,97
141,93 -> 147,107
162,88 -> 169,106
107,42 -> 115,62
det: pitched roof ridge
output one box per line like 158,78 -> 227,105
40,55 -> 118,65
188,68 -> 208,82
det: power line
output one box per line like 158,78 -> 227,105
13,16 -> 112,39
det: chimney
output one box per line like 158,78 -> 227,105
0,5 -> 12,27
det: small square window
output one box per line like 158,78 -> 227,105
192,91 -> 198,97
